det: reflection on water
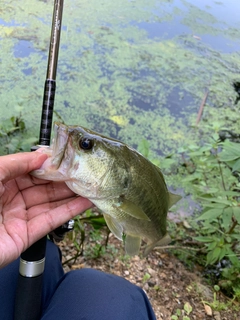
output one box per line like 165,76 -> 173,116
14,40 -> 35,58
137,20 -> 240,53
191,0 -> 240,26
129,96 -> 155,111
136,0 -> 240,53
166,87 -> 194,116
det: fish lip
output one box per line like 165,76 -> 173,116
51,122 -> 69,169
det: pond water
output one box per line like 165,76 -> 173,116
0,0 -> 240,159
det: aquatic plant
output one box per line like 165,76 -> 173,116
1,0 -> 240,156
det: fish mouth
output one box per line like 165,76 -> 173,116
51,122 -> 69,168
31,122 -> 69,180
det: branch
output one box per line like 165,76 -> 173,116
196,89 -> 209,125
153,245 -> 204,252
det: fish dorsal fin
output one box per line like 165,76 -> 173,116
124,234 -> 141,256
103,214 -> 123,240
168,192 -> 181,209
113,198 -> 150,221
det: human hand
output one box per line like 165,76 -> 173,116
0,152 -> 92,268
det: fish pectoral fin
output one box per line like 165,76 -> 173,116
168,192 -> 181,209
143,233 -> 172,257
124,234 -> 141,256
103,214 -> 123,240
114,199 -> 150,221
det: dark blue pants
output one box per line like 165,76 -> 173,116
0,241 -> 156,319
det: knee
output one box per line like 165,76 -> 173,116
61,268 -> 143,297
61,268 -> 112,287
62,268 -> 125,284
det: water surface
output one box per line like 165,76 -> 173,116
0,0 -> 239,158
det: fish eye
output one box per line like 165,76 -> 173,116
79,137 -> 94,150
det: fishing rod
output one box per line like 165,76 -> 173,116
14,1 -> 64,319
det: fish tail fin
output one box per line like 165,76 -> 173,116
168,192 -> 181,209
143,233 -> 172,257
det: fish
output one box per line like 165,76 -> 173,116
31,122 -> 181,257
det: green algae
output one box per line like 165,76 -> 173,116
0,0 -> 240,159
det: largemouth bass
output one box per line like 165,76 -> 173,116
32,122 -> 181,256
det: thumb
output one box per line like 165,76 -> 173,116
0,152 -> 48,183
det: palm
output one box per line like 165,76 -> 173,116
0,178 -> 28,262
0,152 -> 92,269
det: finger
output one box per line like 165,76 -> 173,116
26,196 -> 85,218
22,181 -> 76,208
0,152 -> 48,184
15,174 -> 52,191
27,197 -> 93,244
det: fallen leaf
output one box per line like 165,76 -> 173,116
204,304 -> 212,316
183,220 -> 192,229
71,263 -> 85,270
184,301 -> 192,315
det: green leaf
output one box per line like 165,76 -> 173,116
198,197 -> 232,206
231,234 -> 240,240
197,208 -> 222,221
138,139 -> 149,158
222,207 -> 233,230
218,247 -> 228,261
80,215 -> 106,230
214,285 -> 220,292
219,153 -> 240,162
224,141 -> 240,152
226,236 -> 232,243
207,241 -> 218,251
184,302 -> 192,315
188,150 -> 206,157
233,207 -> 240,224
176,309 -> 181,316
199,203 -> 227,209
194,236 -> 215,243
142,273 -> 151,282
225,248 -> 240,266
232,158 -> 240,172
183,175 -> 200,182
219,141 -> 240,162
201,187 -> 219,194
206,251 -> 214,265
220,190 -> 240,197
207,247 -> 221,264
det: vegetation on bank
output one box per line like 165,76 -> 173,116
1,115 -> 240,308
1,0 -> 240,313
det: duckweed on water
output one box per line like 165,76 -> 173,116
0,0 -> 240,160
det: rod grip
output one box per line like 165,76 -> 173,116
14,274 -> 43,320
39,79 -> 56,146
14,237 -> 47,320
